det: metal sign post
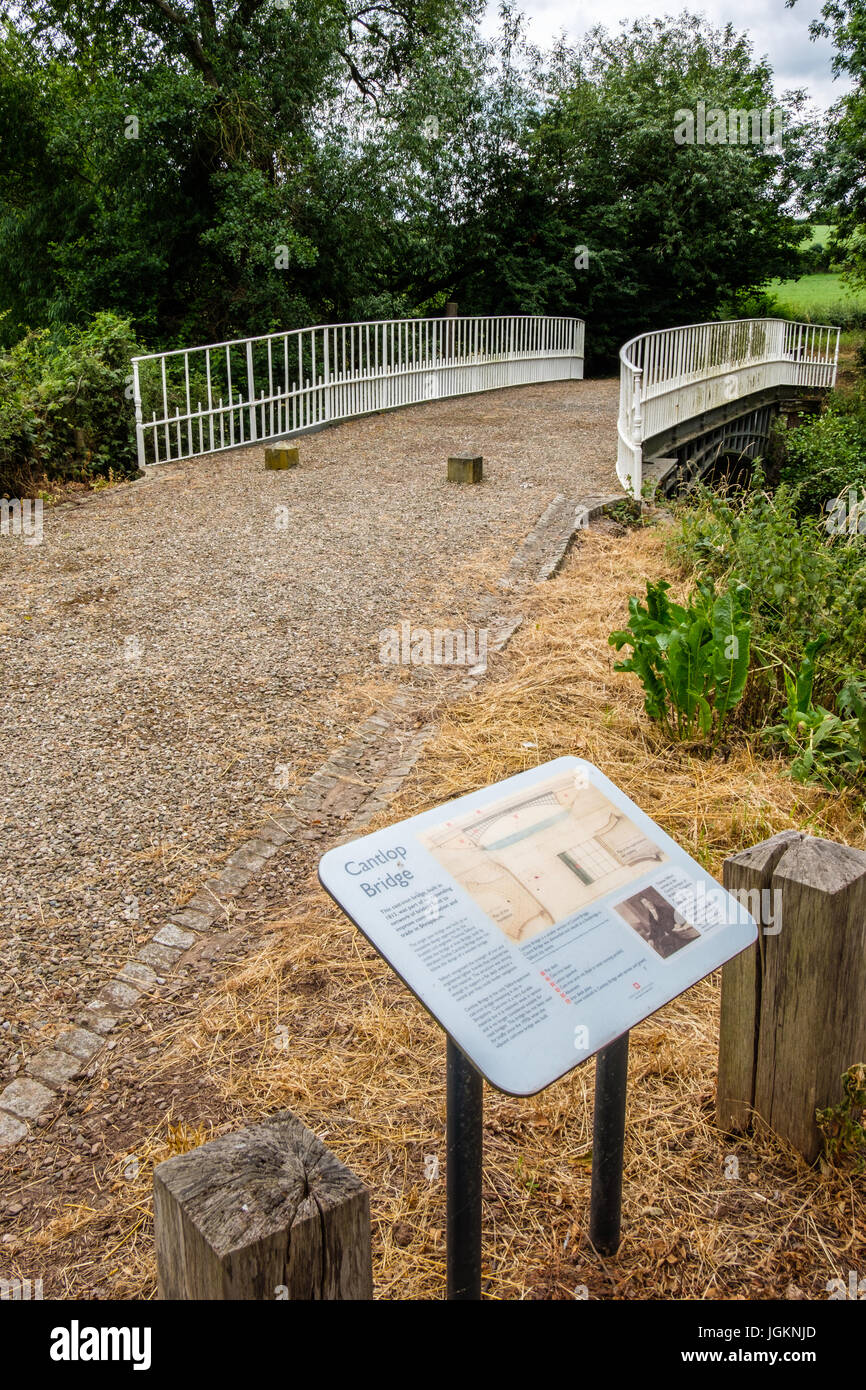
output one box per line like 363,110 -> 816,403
445,1029 -> 631,1296
318,756 -> 758,1297
445,1038 -> 483,1300
588,1031 -> 630,1256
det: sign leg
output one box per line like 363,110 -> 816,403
446,1036 -> 483,1300
588,1030 -> 630,1256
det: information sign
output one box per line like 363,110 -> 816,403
319,757 -> 757,1095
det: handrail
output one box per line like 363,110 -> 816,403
617,318 -> 840,493
132,314 -> 586,468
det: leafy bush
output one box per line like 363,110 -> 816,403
669,478 -> 836,668
669,471 -> 866,693
664,463 -> 866,794
763,638 -> 866,788
778,405 -> 866,521
0,313 -> 141,495
609,577 -> 751,743
816,1064 -> 866,1171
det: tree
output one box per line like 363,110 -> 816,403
377,14 -> 805,362
0,4 -> 811,359
789,0 -> 866,282
0,0 -> 481,345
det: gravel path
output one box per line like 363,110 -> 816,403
0,378 -> 619,1075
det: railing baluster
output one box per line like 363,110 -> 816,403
245,339 -> 257,442
183,352 -> 192,458
131,316 -> 587,464
160,356 -> 170,461
206,348 -> 214,453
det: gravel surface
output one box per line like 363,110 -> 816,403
0,378 -> 619,1073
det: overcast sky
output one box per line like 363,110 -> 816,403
483,0 -> 850,110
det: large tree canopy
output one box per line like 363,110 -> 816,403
789,0 -> 866,281
0,0 -> 482,341
0,3 -> 809,358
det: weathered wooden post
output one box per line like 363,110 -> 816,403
447,454 -> 483,484
264,443 -> 299,470
717,832 -> 866,1162
154,1109 -> 373,1299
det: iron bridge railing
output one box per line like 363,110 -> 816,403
617,318 -> 840,494
132,314 -> 586,468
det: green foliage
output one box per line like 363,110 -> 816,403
767,275 -> 866,328
670,478 -> 835,666
0,0 -> 483,347
816,1063 -> 866,1171
763,640 -> 866,787
668,472 -> 866,699
521,17 -> 805,364
779,404 -> 866,521
606,497 -> 646,528
667,456 -> 866,791
609,577 -> 751,743
0,313 -> 140,494
793,0 -> 866,290
0,7 -> 809,358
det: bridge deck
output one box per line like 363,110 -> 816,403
0,377 -> 618,1047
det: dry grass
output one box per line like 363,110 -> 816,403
23,522 -> 866,1300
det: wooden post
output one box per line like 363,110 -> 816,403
264,444 -> 299,470
718,833 -> 866,1162
447,454 -> 483,484
153,1110 -> 373,1300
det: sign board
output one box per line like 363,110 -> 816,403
318,757 -> 757,1095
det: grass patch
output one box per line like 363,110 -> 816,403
766,273 -> 866,327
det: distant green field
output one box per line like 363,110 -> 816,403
767,272 -> 866,326
800,223 -> 832,250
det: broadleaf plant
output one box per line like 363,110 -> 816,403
609,578 -> 752,743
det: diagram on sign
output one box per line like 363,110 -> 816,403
418,770 -> 667,943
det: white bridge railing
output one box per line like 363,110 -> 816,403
617,318 -> 840,494
132,314 -> 585,467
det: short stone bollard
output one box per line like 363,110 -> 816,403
447,454 -> 483,484
153,1109 -> 373,1300
265,444 -> 299,470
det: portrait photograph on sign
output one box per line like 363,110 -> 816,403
613,885 -> 701,960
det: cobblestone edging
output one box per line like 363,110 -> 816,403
0,491 -> 623,1149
